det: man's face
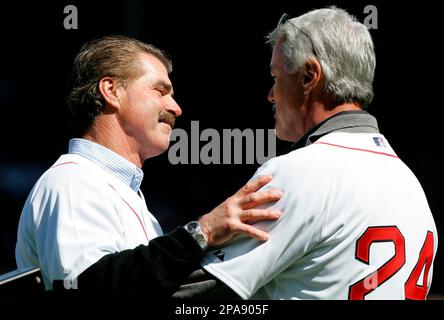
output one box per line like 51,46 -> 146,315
117,53 -> 181,160
268,38 -> 306,142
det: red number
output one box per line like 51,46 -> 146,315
349,227 -> 435,300
404,231 -> 434,300
349,226 -> 405,300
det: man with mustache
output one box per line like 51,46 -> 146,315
15,36 -> 282,297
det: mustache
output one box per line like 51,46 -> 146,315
158,111 -> 176,129
272,104 -> 276,112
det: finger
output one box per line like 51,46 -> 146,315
239,189 -> 283,209
240,208 -> 282,223
237,175 -> 273,196
234,223 -> 270,241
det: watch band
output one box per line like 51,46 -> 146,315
184,221 -> 209,251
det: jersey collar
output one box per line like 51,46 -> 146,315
68,138 -> 144,192
291,111 -> 380,150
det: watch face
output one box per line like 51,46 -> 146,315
185,221 -> 208,250
187,221 -> 199,233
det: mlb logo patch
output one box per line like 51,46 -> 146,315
214,249 -> 225,261
373,137 -> 386,147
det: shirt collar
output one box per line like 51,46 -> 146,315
292,110 -> 380,150
68,138 -> 144,192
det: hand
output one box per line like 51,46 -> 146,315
198,175 -> 282,247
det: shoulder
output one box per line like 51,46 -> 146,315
256,142 -> 340,181
31,154 -> 110,199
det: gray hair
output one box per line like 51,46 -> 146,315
268,7 -> 376,107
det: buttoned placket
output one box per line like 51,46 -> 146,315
137,189 -> 150,242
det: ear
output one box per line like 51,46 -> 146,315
302,58 -> 323,95
98,77 -> 122,111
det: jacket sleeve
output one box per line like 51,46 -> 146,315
172,269 -> 241,300
56,227 -> 206,298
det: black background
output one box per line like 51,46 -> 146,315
0,0 -> 442,296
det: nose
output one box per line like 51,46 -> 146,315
268,84 -> 275,104
165,96 -> 182,117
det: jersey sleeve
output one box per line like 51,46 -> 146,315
16,164 -> 125,287
201,151 -> 334,299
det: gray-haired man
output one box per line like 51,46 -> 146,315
174,7 -> 438,300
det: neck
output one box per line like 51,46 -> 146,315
305,96 -> 362,133
82,115 -> 143,168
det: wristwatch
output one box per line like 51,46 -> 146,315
184,221 -> 209,251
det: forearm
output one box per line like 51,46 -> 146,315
70,227 -> 205,297
172,269 -> 241,300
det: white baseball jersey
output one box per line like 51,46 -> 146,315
15,153 -> 163,289
202,132 -> 438,300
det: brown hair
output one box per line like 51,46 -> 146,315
66,35 -> 172,136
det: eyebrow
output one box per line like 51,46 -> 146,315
153,80 -> 174,96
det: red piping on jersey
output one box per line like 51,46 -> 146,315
314,141 -> 399,159
51,161 -> 78,168
106,184 -> 149,242
51,161 -> 150,242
